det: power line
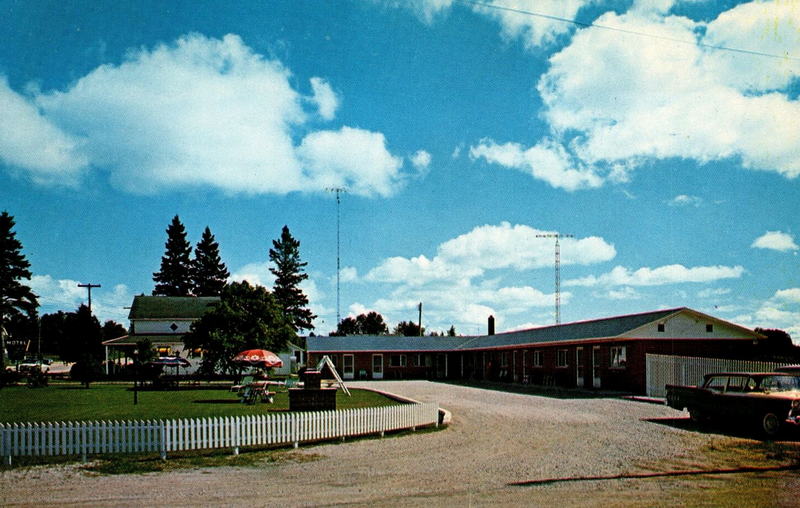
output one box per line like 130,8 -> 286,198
457,0 -> 800,62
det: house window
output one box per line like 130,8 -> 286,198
533,351 -> 543,368
390,354 -> 407,367
610,346 -> 627,369
706,324 -> 714,333
556,349 -> 568,368
657,323 -> 665,332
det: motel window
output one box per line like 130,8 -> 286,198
556,349 -> 568,368
657,323 -> 665,332
500,351 -> 509,368
610,346 -> 627,369
706,324 -> 714,333
390,354 -> 407,367
533,351 -> 543,368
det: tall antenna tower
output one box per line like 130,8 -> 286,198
535,233 -> 574,325
326,187 -> 347,325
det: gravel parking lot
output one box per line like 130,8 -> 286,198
2,381 -> 799,507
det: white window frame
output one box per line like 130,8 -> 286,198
390,354 -> 407,367
556,349 -> 569,368
533,350 -> 543,368
610,346 -> 627,369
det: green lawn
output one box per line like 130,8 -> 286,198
0,383 -> 399,424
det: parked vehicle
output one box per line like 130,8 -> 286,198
666,372 -> 800,437
18,357 -> 52,373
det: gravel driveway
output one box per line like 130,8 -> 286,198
2,381 -> 799,507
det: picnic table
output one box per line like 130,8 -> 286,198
239,380 -> 278,404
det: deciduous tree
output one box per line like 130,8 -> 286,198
393,320 -> 424,337
64,305 -> 103,388
332,311 -> 389,336
183,281 -> 294,375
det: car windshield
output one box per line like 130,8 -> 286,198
758,375 -> 800,392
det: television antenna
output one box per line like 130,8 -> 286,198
326,187 -> 347,325
535,233 -> 574,325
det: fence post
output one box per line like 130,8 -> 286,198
80,424 -> 87,463
232,417 -> 239,456
2,424 -> 11,466
159,421 -> 167,461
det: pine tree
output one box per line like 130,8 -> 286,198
152,215 -> 194,296
0,211 -> 39,373
192,226 -> 230,296
269,225 -> 316,333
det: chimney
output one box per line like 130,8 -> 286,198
488,315 -> 495,336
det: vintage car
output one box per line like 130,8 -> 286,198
18,357 -> 52,373
666,372 -> 800,436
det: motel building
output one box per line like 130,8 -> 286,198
307,307 -> 764,394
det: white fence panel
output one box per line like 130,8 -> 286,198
1,402 -> 439,465
645,354 -> 791,398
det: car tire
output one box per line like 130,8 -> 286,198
761,412 -> 781,437
689,409 -> 705,423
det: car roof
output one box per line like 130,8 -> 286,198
704,372 -> 798,378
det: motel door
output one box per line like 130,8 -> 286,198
372,354 -> 384,380
576,347 -> 584,387
592,346 -> 601,388
343,354 -> 354,380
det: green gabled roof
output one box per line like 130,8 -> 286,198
307,308 -> 721,353
307,335 -> 466,353
460,308 -> 683,349
128,296 -> 220,320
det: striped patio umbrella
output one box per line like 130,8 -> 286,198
232,349 -> 283,369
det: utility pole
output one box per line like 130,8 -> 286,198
77,283 -> 101,313
418,302 -> 423,336
326,188 -> 347,326
536,233 -> 574,325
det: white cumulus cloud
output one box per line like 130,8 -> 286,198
363,222 -> 612,333
410,149 -> 432,170
309,77 -> 339,121
298,126 -> 404,197
565,264 -> 745,287
0,78 -> 88,184
471,2 -> 800,189
751,231 -> 799,252
469,138 -> 602,191
2,34 -> 409,198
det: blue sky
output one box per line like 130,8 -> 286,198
1,0 -> 798,338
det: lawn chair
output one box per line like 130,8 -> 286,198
231,375 -> 254,393
240,380 -> 274,404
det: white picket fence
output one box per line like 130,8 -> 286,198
1,402 -> 439,465
645,353 -> 791,398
